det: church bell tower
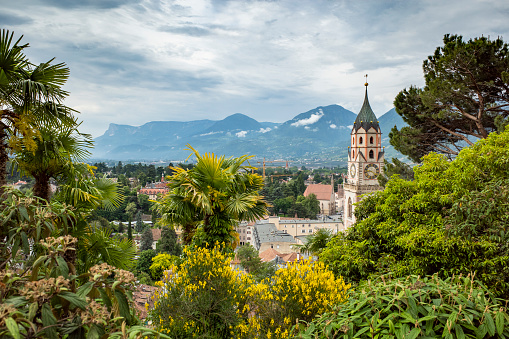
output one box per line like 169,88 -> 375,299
343,77 -> 384,228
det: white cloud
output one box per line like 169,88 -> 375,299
236,130 -> 248,137
199,131 -> 223,136
330,124 -> 337,129
259,127 -> 272,133
5,0 -> 509,137
291,110 -> 324,127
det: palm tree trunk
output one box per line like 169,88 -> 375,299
0,122 -> 8,197
33,172 -> 51,201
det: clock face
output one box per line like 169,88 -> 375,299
349,164 -> 356,178
364,163 -> 380,179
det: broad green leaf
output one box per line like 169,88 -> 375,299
77,281 -> 94,298
353,326 -> 370,337
455,324 -> 466,339
407,328 -> 420,339
5,317 -> 20,339
41,303 -> 58,339
485,312 -> 496,336
114,289 -> 131,323
496,311 -> 505,335
56,256 -> 69,278
19,206 -> 29,221
58,291 -> 88,310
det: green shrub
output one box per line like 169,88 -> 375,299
294,274 -> 509,339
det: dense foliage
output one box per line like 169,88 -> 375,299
156,145 -> 268,250
321,127 -> 509,297
391,34 -> 509,161
295,274 -> 509,339
149,245 -> 348,339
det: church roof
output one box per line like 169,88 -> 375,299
353,85 -> 380,132
304,184 -> 333,201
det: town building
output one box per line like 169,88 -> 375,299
343,81 -> 384,228
137,175 -> 169,200
303,180 -> 335,215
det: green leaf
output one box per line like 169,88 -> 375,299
0,69 -> 9,86
21,231 -> 29,255
476,323 -> 488,339
77,281 -> 94,298
28,302 -> 38,321
353,326 -> 370,337
56,256 -> 69,278
485,312 -> 496,336
114,289 -> 131,323
407,328 -> 420,339
5,317 -> 20,339
19,206 -> 29,221
455,324 -> 466,339
41,303 -> 58,339
496,311 -> 505,335
59,291 -> 88,310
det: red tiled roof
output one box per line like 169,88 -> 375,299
303,184 -> 333,201
259,248 -> 282,262
280,252 -> 299,262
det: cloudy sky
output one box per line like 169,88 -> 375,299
4,0 -> 509,138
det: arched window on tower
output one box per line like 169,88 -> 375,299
369,150 -> 374,159
370,136 -> 374,144
347,197 -> 352,218
359,137 -> 363,144
352,150 -> 355,159
352,137 -> 355,144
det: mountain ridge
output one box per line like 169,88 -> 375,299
91,104 -> 406,163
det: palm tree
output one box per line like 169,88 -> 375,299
157,145 -> 268,250
13,123 -> 92,201
0,29 -> 76,192
294,228 -> 333,258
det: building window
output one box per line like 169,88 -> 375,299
302,229 -> 306,233
352,137 -> 355,144
347,197 -> 352,218
369,150 -> 374,159
247,237 -> 251,240
359,137 -> 363,144
370,136 -> 374,144
352,150 -> 355,158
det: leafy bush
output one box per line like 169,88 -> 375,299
321,128 -> 509,297
149,244 -> 252,338
0,235 -> 168,339
294,274 -> 509,339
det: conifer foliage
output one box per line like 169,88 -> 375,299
391,35 -> 509,161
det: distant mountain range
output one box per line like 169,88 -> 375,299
91,104 -> 406,164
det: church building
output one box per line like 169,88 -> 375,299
343,80 -> 384,228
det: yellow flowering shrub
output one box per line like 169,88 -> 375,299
149,247 -> 350,339
149,253 -> 179,280
240,259 -> 351,339
149,244 -> 253,338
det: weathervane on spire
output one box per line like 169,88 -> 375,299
364,74 -> 368,87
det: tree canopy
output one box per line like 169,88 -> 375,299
390,34 -> 509,162
321,127 -> 509,298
